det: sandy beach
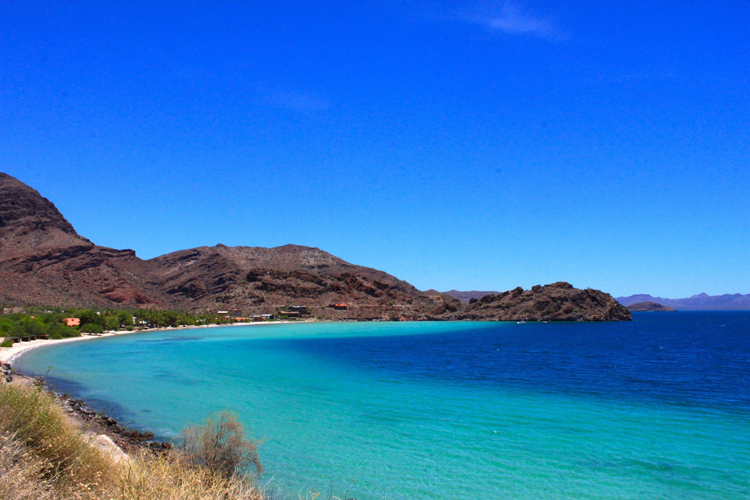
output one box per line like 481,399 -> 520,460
0,321 -> 297,365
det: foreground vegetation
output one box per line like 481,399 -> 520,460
0,381 -> 265,500
0,306 -> 244,341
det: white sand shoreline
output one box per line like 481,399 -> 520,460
0,320 -> 300,365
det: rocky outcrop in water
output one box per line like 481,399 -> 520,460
456,282 -> 632,321
626,301 -> 676,312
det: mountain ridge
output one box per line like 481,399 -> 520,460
617,293 -> 750,311
0,173 -> 630,321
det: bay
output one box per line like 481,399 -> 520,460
15,313 -> 750,499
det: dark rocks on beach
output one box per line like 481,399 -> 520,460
53,390 -> 163,450
4,369 -> 165,454
148,441 -> 173,453
98,416 -> 118,427
118,429 -> 154,442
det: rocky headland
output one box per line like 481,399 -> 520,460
456,282 -> 631,322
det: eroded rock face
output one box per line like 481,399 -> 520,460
186,266 -> 462,321
141,243 -> 453,319
0,174 -> 164,307
0,173 -> 91,260
456,282 -> 632,321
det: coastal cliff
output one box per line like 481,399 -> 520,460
0,173 -> 630,321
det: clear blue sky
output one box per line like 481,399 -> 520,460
1,1 -> 749,298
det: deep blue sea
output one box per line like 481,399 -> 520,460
15,313 -> 750,499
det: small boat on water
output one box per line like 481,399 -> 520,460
517,319 -> 526,324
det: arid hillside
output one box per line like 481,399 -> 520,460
0,173 -> 166,307
0,173 -> 459,318
0,173 -> 630,321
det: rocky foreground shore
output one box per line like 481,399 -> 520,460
2,361 -> 170,453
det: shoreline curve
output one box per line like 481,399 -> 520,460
0,320 -> 299,366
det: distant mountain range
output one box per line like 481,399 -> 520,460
0,173 -> 630,321
616,293 -> 750,311
447,289 -> 750,311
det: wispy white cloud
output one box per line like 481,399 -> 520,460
257,85 -> 330,111
462,3 -> 567,41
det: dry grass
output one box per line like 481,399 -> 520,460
0,435 -> 56,500
0,382 -> 266,500
117,449 -> 265,500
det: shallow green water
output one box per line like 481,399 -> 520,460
15,317 -> 750,499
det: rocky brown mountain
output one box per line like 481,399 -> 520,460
457,282 -> 631,321
0,173 -> 630,321
143,244 -> 457,320
0,173 -> 459,317
0,174 -> 166,307
0,173 -> 89,259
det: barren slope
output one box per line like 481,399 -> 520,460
0,174 -> 165,307
145,244 -> 456,319
0,173 -> 630,321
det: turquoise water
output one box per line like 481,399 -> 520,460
15,315 -> 750,499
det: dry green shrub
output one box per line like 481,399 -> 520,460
180,411 -> 263,479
